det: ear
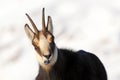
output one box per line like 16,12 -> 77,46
47,16 -> 53,34
24,24 -> 35,41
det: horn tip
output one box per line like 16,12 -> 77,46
48,16 -> 52,22
25,23 -> 28,26
25,13 -> 30,18
24,24 -> 29,30
48,16 -> 51,19
43,8 -> 45,11
42,8 -> 45,15
25,13 -> 28,15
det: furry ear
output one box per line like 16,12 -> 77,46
47,16 -> 53,34
24,24 -> 35,41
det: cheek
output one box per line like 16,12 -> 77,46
35,52 -> 45,64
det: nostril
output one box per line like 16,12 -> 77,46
44,54 -> 51,59
44,60 -> 50,65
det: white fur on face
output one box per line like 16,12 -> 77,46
39,35 -> 50,56
35,45 -> 58,71
34,33 -> 58,71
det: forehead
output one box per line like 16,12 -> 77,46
38,31 -> 53,39
33,31 -> 54,47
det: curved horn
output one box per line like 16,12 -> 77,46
42,8 -> 46,32
26,13 -> 39,34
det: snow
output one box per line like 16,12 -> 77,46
0,0 -> 120,80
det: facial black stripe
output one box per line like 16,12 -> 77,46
34,46 -> 42,56
50,41 -> 55,54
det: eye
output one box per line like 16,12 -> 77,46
34,46 -> 38,49
32,41 -> 37,46
34,45 -> 41,53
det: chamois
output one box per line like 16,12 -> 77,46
24,8 -> 107,80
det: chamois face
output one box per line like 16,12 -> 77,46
24,8 -> 58,71
32,30 -> 55,64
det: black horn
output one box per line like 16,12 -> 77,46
42,8 -> 46,32
26,13 -> 39,34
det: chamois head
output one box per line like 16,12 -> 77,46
24,8 -> 58,71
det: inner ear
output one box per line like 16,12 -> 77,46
47,16 -> 53,34
24,24 -> 35,41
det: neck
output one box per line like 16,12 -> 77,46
36,48 -> 65,80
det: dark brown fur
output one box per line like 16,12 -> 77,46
24,8 -> 107,80
36,49 -> 107,80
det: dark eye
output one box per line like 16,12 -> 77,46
34,46 -> 41,53
34,46 -> 38,49
34,46 -> 39,50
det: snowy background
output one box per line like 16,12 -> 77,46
0,0 -> 120,80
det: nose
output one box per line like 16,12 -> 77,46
44,60 -> 50,65
43,54 -> 51,59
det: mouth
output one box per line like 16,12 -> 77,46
43,54 -> 53,65
44,59 -> 50,65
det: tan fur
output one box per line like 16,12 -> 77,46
47,34 -> 53,43
32,31 -> 58,72
35,46 -> 58,72
33,37 -> 39,47
25,8 -> 57,72
39,34 -> 50,55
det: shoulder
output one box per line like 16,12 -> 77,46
77,50 -> 98,58
58,48 -> 100,61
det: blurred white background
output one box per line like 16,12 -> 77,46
0,0 -> 120,80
